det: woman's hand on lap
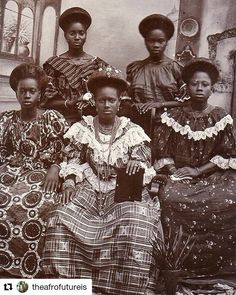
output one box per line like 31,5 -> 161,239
61,187 -> 76,204
172,167 -> 200,179
126,160 -> 141,175
42,165 -> 60,192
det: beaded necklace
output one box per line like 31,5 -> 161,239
94,115 -> 120,215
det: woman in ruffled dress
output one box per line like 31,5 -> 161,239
126,14 -> 187,135
153,58 -> 236,279
42,66 -> 161,294
41,7 -> 108,124
0,63 -> 68,278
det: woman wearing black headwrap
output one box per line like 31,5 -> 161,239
41,7 -> 108,124
154,58 -> 236,281
127,14 -> 187,135
0,63 -> 68,277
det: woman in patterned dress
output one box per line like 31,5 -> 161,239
42,66 -> 161,294
0,63 -> 68,278
41,7 -> 108,124
153,58 -> 236,279
126,14 -> 187,136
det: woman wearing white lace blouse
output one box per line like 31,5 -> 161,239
42,66 -> 161,294
153,58 -> 236,280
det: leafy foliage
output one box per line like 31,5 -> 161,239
150,225 -> 195,270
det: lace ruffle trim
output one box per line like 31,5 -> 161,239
154,158 -> 175,171
64,116 -> 151,165
161,112 -> 233,141
210,155 -> 236,170
60,162 -> 155,193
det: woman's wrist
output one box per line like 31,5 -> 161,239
195,167 -> 201,176
51,163 -> 60,170
62,178 -> 75,190
167,165 -> 177,174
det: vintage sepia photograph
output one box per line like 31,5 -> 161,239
0,0 -> 236,294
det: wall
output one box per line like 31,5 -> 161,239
57,0 -> 179,73
198,0 -> 236,112
198,0 -> 236,57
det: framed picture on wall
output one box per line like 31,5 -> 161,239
208,28 -> 236,114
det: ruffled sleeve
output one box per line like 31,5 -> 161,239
124,123 -> 156,184
59,120 -> 89,180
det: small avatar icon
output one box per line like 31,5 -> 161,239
16,281 -> 28,293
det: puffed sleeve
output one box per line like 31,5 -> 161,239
152,116 -> 176,171
41,58 -> 62,106
172,61 -> 189,102
172,61 -> 184,89
126,61 -> 141,101
40,110 -> 69,166
126,61 -> 135,83
210,118 -> 236,169
124,122 -> 156,184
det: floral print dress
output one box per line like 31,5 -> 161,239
153,105 -> 236,276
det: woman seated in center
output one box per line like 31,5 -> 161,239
42,66 -> 161,294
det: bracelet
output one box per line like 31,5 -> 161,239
62,179 -> 75,190
64,100 -> 70,109
195,167 -> 201,175
169,166 -> 176,174
160,102 -> 167,111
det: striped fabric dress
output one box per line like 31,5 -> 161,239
42,116 -> 161,294
42,56 -> 108,123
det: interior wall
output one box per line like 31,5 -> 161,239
198,0 -> 236,113
57,0 -> 179,73
198,0 -> 236,57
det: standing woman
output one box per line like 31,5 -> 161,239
41,7 -> 108,124
127,14 -> 187,135
0,63 -> 68,278
154,58 -> 236,278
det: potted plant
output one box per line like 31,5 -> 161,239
3,19 -> 31,56
150,225 -> 195,295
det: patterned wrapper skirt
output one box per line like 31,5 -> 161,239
0,164 -> 56,278
159,170 -> 236,275
42,180 -> 161,294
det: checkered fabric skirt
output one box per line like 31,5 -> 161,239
43,181 -> 161,294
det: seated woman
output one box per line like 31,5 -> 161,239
42,66 -> 161,294
0,63 -> 68,278
153,58 -> 236,278
126,14 -> 187,135
41,7 -> 108,124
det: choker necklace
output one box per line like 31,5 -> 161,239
94,116 -> 120,145
98,123 -> 113,135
